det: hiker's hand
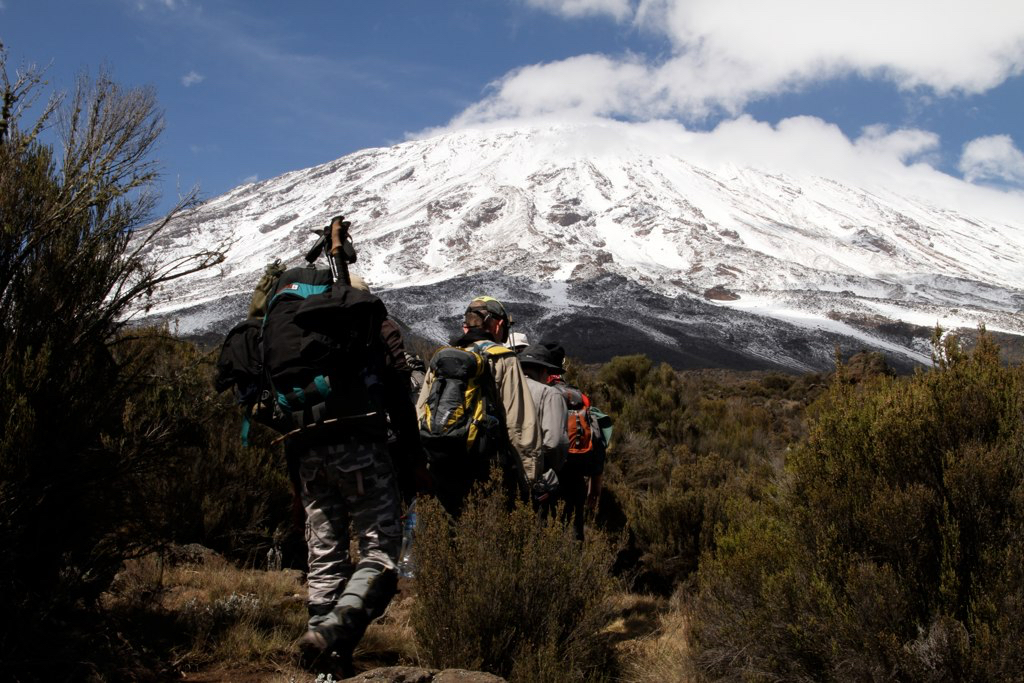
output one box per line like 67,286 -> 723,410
329,218 -> 346,254
329,216 -> 349,254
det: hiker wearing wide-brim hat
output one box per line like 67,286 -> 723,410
520,341 -> 608,541
518,344 -> 569,510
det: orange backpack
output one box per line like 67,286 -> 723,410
559,385 -> 595,456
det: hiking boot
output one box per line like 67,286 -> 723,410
295,625 -> 356,678
295,628 -> 331,670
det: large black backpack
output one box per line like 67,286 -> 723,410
214,317 -> 263,404
215,265 -> 388,440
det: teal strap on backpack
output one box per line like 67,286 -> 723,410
240,412 -> 252,448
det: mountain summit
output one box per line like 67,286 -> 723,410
138,121 -> 1024,371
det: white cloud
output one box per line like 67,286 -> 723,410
854,124 -> 941,165
181,70 -> 204,87
960,135 -> 1024,185
525,0 -> 632,21
671,115 -> 944,185
453,0 -> 1024,124
450,54 -> 662,125
133,0 -> 184,9
419,113 -> 1024,223
241,174 -> 259,184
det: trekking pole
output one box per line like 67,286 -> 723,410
324,236 -> 340,283
271,411 -> 380,445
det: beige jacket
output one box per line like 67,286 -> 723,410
525,376 -> 568,474
416,341 -> 542,484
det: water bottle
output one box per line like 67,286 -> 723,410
397,498 -> 417,579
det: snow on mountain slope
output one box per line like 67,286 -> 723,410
136,121 -> 1024,371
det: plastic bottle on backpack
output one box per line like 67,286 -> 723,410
397,498 -> 417,578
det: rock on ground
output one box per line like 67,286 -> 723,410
342,666 -> 506,683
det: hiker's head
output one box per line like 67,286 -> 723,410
518,342 -> 564,381
507,331 -> 530,353
463,296 -> 511,343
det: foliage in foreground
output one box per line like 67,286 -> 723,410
691,331 -> 1024,681
412,480 -> 618,682
0,51 -> 226,679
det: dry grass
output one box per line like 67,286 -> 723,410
105,550 -> 694,682
608,591 -> 697,683
105,551 -> 308,677
105,551 -> 425,682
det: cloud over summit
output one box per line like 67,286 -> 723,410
434,0 -> 1024,196
459,0 -> 1024,124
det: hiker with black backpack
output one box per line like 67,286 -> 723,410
215,216 -> 405,678
519,342 -> 611,541
416,296 -> 542,516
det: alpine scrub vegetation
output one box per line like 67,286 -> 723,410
691,330 -> 1024,681
571,354 -> 821,593
412,480 -> 618,683
0,50 -> 225,678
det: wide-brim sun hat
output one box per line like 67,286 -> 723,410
518,343 -> 564,372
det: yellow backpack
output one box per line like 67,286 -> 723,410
419,342 -> 513,464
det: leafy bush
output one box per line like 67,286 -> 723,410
626,450 -> 775,592
692,331 -> 1024,681
412,479 -> 618,682
113,329 -> 296,563
570,354 -> 812,592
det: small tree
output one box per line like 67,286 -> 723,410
0,48 -> 224,677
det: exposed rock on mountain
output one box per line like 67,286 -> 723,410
136,122 -> 1024,371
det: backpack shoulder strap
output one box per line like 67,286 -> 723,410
480,343 -> 514,359
462,341 -> 514,457
554,382 -> 587,409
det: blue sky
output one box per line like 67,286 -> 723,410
4,0 -> 1024,216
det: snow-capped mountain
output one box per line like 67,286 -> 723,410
137,121 -> 1024,372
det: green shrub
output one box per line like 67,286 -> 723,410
691,331 -> 1024,681
626,450 -> 774,590
113,329 -> 295,562
0,55 -> 226,679
412,479 -> 618,682
579,354 -> 809,592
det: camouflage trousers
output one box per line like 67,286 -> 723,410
290,434 -> 402,633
